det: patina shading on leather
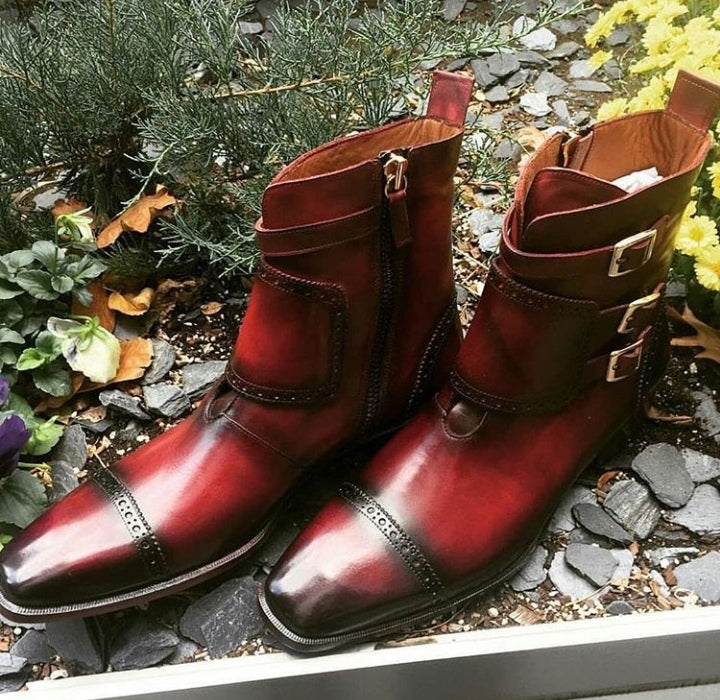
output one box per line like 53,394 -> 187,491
260,70 -> 720,653
0,71 -> 473,620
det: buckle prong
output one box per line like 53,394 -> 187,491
608,229 -> 656,278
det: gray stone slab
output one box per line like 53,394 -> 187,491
143,382 -> 191,419
603,480 -> 662,539
682,448 -> 720,484
509,545 -> 548,592
548,485 -> 596,533
548,551 -> 597,599
631,443 -> 695,508
674,551 -> 720,602
572,503 -> 634,545
669,484 -> 720,535
182,361 -> 227,398
565,543 -> 618,587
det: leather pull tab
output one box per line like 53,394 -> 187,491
426,70 -> 474,127
666,69 -> 720,131
388,189 -> 411,247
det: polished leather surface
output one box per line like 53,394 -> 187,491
263,70 -> 720,645
0,71 -> 473,613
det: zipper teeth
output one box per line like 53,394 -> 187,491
364,196 -> 395,427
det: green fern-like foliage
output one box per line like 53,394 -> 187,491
0,0 -> 573,276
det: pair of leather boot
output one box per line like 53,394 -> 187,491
1,70 -> 719,655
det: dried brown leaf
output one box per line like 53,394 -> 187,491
201,301 -> 224,316
668,305 -> 720,364
97,185 -> 177,248
108,287 -> 156,316
72,281 -> 116,332
596,470 -> 620,496
644,403 -> 694,426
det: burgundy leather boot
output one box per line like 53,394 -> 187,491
0,71 -> 473,621
260,70 -> 720,653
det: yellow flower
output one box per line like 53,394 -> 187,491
585,1 -> 632,46
597,98 -> 628,121
676,214 -> 718,256
589,50 -> 613,69
708,161 -> 720,200
695,245 -> 720,292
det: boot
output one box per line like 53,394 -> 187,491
0,71 -> 473,621
260,70 -> 720,653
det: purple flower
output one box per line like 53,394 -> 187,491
0,415 -> 30,479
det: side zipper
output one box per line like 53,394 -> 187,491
364,150 -> 410,429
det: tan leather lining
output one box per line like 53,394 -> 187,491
277,118 -> 459,182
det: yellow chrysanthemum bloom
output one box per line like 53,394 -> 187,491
695,246 -> 720,292
597,98 -> 628,121
588,50 -> 613,69
708,161 -> 720,199
585,0 -> 632,46
676,215 -> 719,256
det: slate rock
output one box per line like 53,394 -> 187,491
109,617 -> 179,670
494,139 -> 521,161
548,551 -> 597,599
76,418 -> 113,435
606,600 -> 634,616
520,28 -> 557,51
180,577 -> 264,657
50,424 -> 87,469
470,59 -> 498,89
142,339 -> 176,385
468,208 -> 503,237
693,390 -> 720,440
143,382 -> 191,420
645,546 -> 699,568
603,480 -> 662,539
46,619 -> 104,673
610,549 -> 635,584
565,543 -> 618,587
607,27 -> 631,46
479,110 -> 505,131
478,230 -> 501,254
446,58 -> 469,72
548,485 -> 596,532
442,0 -> 466,20
572,503 -> 633,545
11,630 -> 54,664
674,551 -> 720,602
569,59 -> 597,79
546,40 -> 581,59
573,80 -> 612,93
49,460 -> 79,503
99,389 -> 150,421
485,85 -> 510,104
668,484 -> 720,535
487,52 -> 521,79
516,50 -> 551,67
455,284 -> 469,306
520,92 -> 551,117
631,443 -> 694,508
568,527 -> 607,547
509,545 -> 547,591
551,18 -> 581,34
504,68 -> 531,90
166,638 -> 201,665
0,654 -> 28,693
238,21 -> 264,35
182,361 -> 227,398
534,71 -> 569,97
682,448 -> 720,484
602,58 -> 622,80
551,99 -> 572,126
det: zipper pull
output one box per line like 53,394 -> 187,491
382,151 -> 411,247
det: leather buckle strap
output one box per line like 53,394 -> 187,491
608,229 -> 656,277
606,337 -> 644,382
617,290 -> 662,333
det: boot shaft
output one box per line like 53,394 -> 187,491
226,72 -> 472,458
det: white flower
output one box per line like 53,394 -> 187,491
54,208 -> 95,245
47,316 -> 120,384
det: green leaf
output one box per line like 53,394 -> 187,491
0,250 -> 34,275
4,393 -> 32,419
14,270 -> 59,300
0,301 -> 23,326
65,256 -> 106,285
31,240 -> 63,270
0,470 -> 47,528
51,275 -> 75,294
73,286 -> 93,307
16,348 -> 45,371
0,346 -> 18,368
23,418 -> 64,456
0,328 -> 24,345
35,331 -> 63,360
0,280 -> 23,300
32,363 -> 71,397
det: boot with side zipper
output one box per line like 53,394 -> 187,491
0,71 -> 473,621
260,70 -> 720,653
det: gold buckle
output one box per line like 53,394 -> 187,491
606,338 -> 644,382
608,229 -> 656,278
617,291 -> 661,334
